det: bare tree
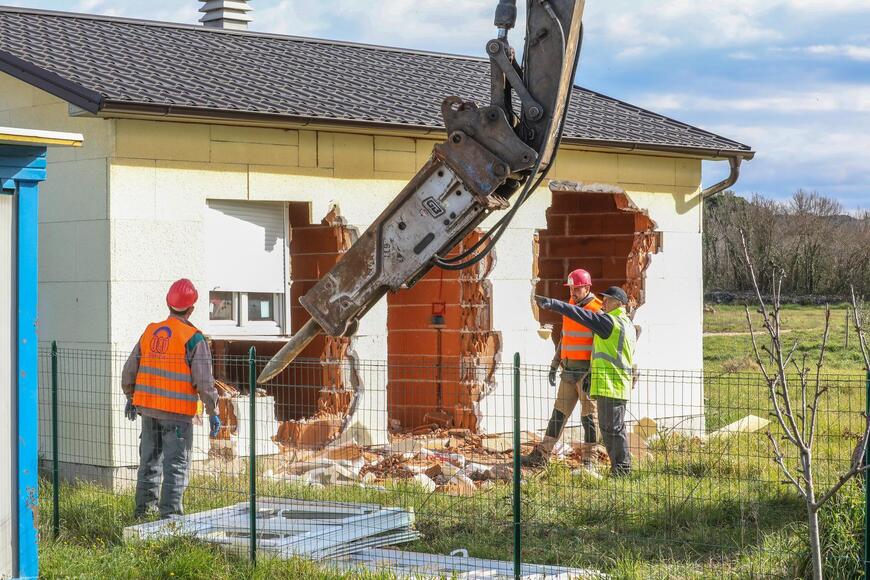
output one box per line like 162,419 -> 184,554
740,232 -> 870,580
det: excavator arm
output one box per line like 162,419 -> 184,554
258,0 -> 586,383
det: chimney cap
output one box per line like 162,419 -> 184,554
199,0 -> 253,30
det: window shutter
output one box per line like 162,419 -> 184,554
205,200 -> 286,293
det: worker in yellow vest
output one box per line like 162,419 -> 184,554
536,286 -> 636,476
121,279 -> 220,518
523,268 -> 602,468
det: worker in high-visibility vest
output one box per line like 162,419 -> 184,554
122,279 -> 221,517
536,286 -> 636,476
523,268 -> 602,468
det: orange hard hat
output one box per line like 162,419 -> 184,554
166,279 -> 198,311
564,268 -> 592,287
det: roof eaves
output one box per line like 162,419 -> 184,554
100,100 -> 756,160
0,49 -> 103,113
561,136 -> 755,160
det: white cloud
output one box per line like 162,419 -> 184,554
639,85 -> 870,114
806,44 -> 870,61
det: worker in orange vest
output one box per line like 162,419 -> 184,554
121,279 -> 220,518
523,268 -> 602,468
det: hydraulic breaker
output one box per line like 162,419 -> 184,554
259,0 -> 586,383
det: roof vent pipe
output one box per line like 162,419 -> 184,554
199,0 -> 253,30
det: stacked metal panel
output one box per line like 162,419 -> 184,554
123,498 -> 420,560
328,547 -> 603,579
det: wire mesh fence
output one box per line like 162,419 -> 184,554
37,344 -> 869,578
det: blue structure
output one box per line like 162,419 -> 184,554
0,128 -> 81,580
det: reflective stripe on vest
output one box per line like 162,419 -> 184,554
561,296 -> 603,361
590,308 -> 636,400
133,317 -> 200,416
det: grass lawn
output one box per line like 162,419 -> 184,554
39,303 -> 869,579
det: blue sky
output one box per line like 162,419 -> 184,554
5,1 -> 869,207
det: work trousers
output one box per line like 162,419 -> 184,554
135,415 -> 194,517
538,359 -> 597,457
596,396 -> 631,475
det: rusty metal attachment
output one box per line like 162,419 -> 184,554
259,1 -> 586,383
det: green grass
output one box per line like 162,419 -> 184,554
39,304 -> 870,578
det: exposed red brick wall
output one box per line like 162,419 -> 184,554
387,231 -> 500,432
535,184 -> 660,338
268,202 -> 358,423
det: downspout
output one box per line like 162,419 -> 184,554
700,156 -> 742,200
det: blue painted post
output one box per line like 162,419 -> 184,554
17,179 -> 40,579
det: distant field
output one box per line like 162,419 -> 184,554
704,303 -> 867,374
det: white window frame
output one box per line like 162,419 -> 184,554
204,201 -> 291,338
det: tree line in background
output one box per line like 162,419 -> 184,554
703,190 -> 870,298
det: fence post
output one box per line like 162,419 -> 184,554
248,346 -> 257,565
512,352 -> 521,580
865,368 -> 869,579
50,340 -> 59,540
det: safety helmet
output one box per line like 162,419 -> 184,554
564,268 -> 592,287
166,278 -> 199,311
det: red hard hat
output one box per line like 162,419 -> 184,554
166,278 -> 199,311
564,268 -> 592,287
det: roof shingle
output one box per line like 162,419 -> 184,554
0,7 -> 753,158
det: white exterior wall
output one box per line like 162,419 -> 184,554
479,152 -> 705,435
0,73 -> 118,473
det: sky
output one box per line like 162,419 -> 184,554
4,1 -> 869,208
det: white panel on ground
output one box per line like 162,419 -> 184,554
329,547 -> 603,579
123,498 -> 419,559
0,192 -> 15,578
205,200 -> 286,293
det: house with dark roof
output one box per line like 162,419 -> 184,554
0,5 -> 752,482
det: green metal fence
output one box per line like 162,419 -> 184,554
37,344 -> 870,578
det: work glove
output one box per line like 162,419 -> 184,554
548,365 -> 558,387
124,399 -> 137,421
534,295 -> 552,310
209,414 -> 222,438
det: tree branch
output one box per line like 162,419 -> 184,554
816,414 -> 870,507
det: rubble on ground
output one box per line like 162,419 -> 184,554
209,378 -> 659,492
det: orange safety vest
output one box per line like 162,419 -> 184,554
133,317 -> 201,417
561,296 -> 603,361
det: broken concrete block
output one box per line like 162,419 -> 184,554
419,448 -> 466,467
324,442 -> 363,461
362,472 -> 377,485
487,463 -> 513,481
711,415 -> 770,438
441,474 -> 476,496
448,428 -> 472,439
440,463 -> 460,478
390,438 -> 423,455
627,432 -> 652,462
634,417 -> 658,440
413,473 -> 437,493
481,437 -> 511,453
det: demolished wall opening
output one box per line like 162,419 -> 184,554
211,202 -> 361,450
386,230 -> 501,433
534,182 -> 660,342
